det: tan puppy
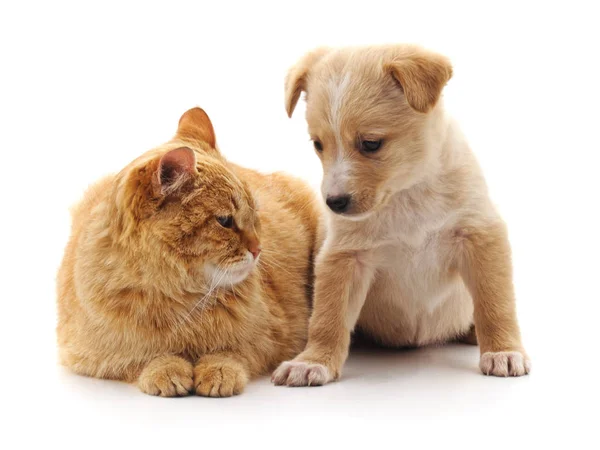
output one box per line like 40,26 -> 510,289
272,44 -> 530,386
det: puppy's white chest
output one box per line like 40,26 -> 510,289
380,230 -> 456,313
358,228 -> 471,347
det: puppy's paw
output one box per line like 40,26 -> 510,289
138,355 -> 194,397
480,351 -> 531,377
194,355 -> 249,397
271,360 -> 333,387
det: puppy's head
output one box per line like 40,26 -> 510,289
285,45 -> 452,218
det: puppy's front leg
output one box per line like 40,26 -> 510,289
460,222 -> 531,377
272,250 -> 376,386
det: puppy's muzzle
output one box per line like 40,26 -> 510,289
326,195 -> 351,214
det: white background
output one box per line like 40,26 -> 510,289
1,1 -> 599,449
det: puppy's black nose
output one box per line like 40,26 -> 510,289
326,195 -> 351,213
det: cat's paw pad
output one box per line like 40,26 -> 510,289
138,356 -> 194,397
194,358 -> 248,397
480,351 -> 531,377
271,360 -> 332,387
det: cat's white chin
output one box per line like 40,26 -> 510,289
204,256 -> 256,288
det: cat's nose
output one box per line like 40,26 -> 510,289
248,242 -> 261,259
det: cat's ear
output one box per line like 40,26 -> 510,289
155,147 -> 197,195
384,48 -> 453,113
176,107 -> 217,148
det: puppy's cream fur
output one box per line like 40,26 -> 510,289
272,45 -> 530,385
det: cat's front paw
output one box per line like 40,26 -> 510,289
138,355 -> 194,397
480,351 -> 531,377
271,360 -> 334,387
194,355 -> 249,397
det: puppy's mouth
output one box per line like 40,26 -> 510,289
326,191 -> 391,221
336,209 -> 376,222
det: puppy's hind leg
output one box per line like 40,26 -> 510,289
456,324 -> 478,345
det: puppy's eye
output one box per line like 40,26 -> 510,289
360,140 -> 383,153
216,216 -> 234,228
313,140 -> 323,152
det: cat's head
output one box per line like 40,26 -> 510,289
117,107 -> 261,289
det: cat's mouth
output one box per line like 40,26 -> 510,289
204,259 -> 256,288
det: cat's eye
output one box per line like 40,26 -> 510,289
217,215 -> 234,228
313,140 -> 323,152
360,140 -> 383,153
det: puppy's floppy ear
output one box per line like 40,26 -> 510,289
176,107 -> 217,148
154,147 -> 197,195
385,49 -> 453,113
285,47 -> 329,117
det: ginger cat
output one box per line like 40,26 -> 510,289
57,107 -> 322,397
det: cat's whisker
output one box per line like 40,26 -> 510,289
259,257 -> 294,276
177,267 -> 227,330
183,286 -> 214,322
196,269 -> 225,312
259,247 -> 304,260
195,266 -> 231,326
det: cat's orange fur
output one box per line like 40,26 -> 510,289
57,107 -> 323,397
